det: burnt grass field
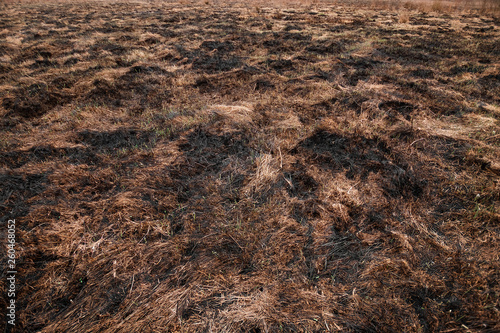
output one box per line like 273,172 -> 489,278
0,0 -> 499,332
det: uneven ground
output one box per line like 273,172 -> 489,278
0,0 -> 499,332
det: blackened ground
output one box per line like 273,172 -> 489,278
0,1 -> 499,332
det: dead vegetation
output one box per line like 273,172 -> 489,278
0,0 -> 499,332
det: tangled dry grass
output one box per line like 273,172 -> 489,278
0,0 -> 499,332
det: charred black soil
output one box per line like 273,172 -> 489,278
0,1 -> 499,332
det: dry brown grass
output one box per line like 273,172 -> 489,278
0,0 -> 499,332
398,9 -> 411,22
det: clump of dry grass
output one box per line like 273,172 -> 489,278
398,10 -> 410,23
243,153 -> 280,196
